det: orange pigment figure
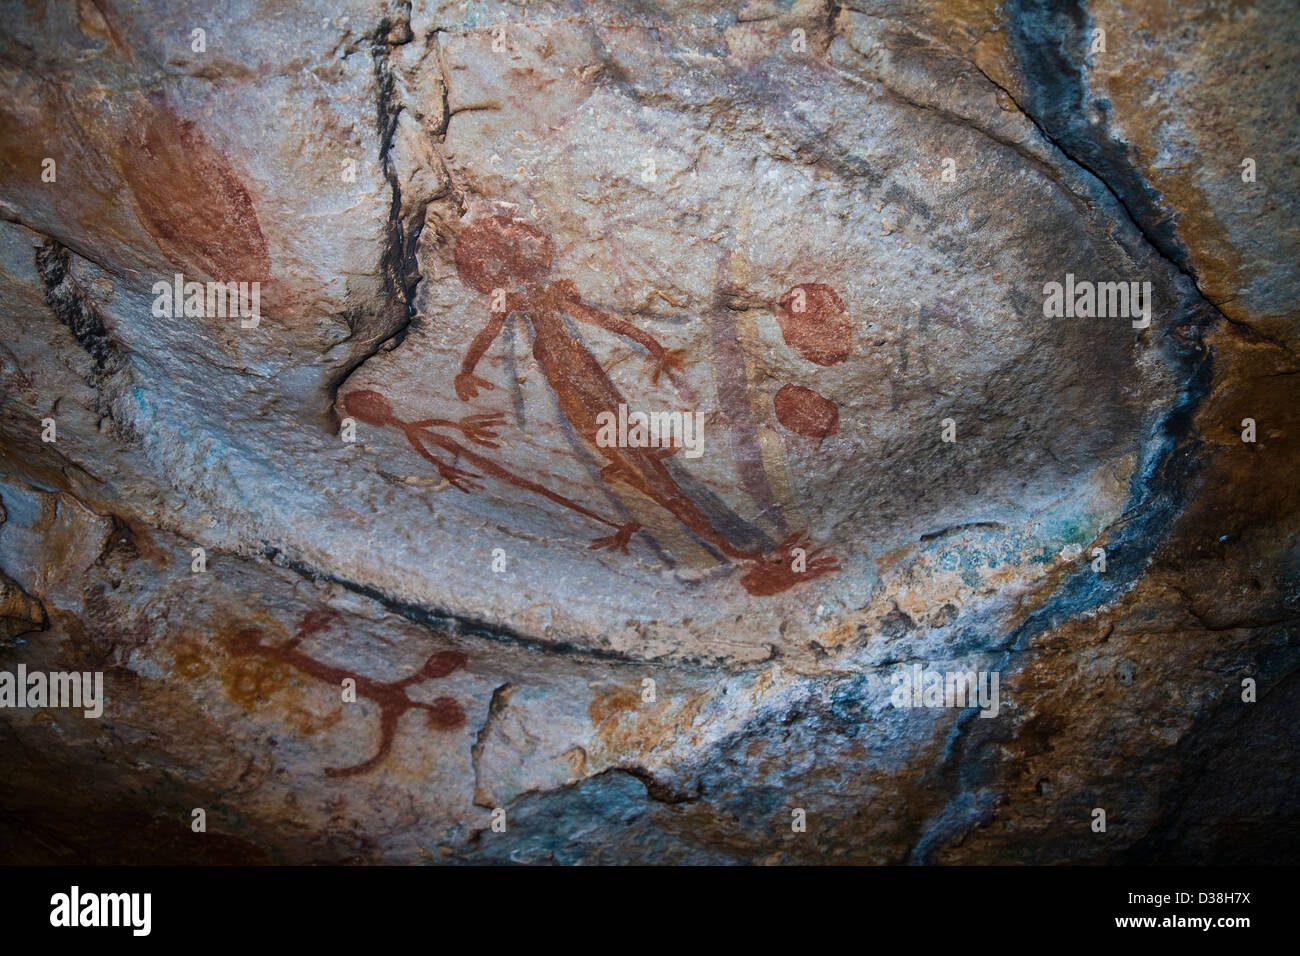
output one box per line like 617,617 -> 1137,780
228,611 -> 467,778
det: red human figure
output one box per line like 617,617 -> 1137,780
445,214 -> 839,595
341,389 -> 640,553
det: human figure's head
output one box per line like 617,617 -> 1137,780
453,215 -> 553,294
342,389 -> 395,426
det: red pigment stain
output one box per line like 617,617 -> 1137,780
776,283 -> 851,366
119,94 -> 271,284
453,215 -> 553,295
774,383 -> 839,438
228,611 -> 466,778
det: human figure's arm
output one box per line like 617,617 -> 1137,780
455,311 -> 508,400
555,283 -> 685,383
407,412 -> 507,448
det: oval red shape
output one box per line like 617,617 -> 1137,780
774,383 -> 840,438
776,283 -> 851,366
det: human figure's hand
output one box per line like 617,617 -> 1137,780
458,412 -> 506,448
455,371 -> 495,401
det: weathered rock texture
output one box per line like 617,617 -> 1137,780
0,0 -> 1295,863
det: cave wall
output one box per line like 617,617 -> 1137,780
0,0 -> 1296,863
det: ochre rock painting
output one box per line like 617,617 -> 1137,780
349,214 -> 841,597
119,94 -> 272,287
776,283 -> 852,367
774,383 -> 841,438
1,0 -> 1295,878
228,611 -> 466,778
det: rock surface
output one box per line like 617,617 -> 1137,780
0,0 -> 1295,863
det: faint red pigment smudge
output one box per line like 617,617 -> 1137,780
711,249 -> 785,535
119,94 -> 271,284
776,283 -> 852,366
453,215 -> 554,294
227,611 -> 466,778
774,383 -> 840,438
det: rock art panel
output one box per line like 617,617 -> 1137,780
0,0 -> 1294,872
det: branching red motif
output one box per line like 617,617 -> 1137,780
228,611 -> 467,778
